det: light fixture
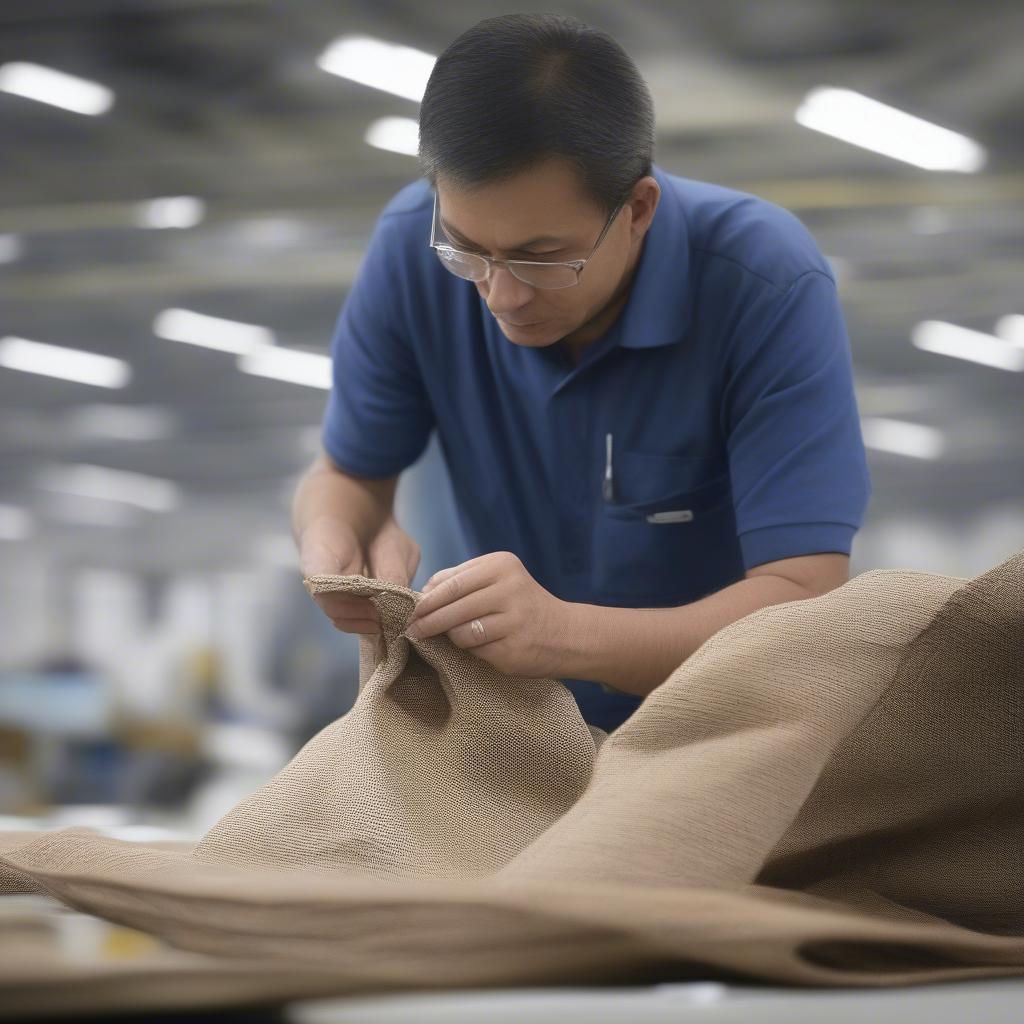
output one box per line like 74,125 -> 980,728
238,347 -> 331,389
0,336 -> 131,388
911,321 -> 1024,372
37,464 -> 181,512
153,308 -> 274,354
316,35 -> 436,102
860,418 -> 945,460
0,61 -> 114,115
994,314 -> 1024,349
795,87 -> 986,173
133,196 -> 206,229
365,116 -> 419,156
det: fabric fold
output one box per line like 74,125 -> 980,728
0,553 -> 1021,1017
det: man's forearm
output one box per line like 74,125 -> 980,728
291,453 -> 396,549
556,574 -> 818,697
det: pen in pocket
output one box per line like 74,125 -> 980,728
602,432 -> 614,503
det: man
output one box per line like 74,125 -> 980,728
292,13 -> 871,732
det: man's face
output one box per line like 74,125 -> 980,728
435,158 -> 652,350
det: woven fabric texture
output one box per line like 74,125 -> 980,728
0,553 -> 1021,1017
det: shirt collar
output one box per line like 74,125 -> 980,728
613,163 -> 692,350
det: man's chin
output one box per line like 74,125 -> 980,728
496,317 -> 560,346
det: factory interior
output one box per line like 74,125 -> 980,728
0,1 -> 1021,1020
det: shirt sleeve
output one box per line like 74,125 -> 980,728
721,269 -> 871,569
321,212 -> 434,478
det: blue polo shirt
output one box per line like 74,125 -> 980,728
322,163 -> 871,732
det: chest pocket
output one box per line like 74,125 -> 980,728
591,451 -> 742,604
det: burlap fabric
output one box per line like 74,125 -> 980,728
1,553 -> 1021,1017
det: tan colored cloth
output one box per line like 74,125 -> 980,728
1,553 -> 1022,1017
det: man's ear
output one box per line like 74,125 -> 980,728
627,175 -> 660,240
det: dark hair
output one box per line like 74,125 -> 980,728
418,13 -> 655,213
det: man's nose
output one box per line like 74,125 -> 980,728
484,265 -> 535,316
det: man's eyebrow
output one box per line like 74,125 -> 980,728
439,215 -> 566,251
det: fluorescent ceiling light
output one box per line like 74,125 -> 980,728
0,336 -> 130,388
37,464 -> 181,512
134,196 -> 206,229
795,87 -> 986,173
994,314 -> 1024,349
0,504 -> 34,541
861,418 -> 945,460
238,347 -> 331,389
0,234 -> 21,263
317,35 -> 435,102
365,116 -> 419,156
67,404 -> 178,441
911,320 -> 1024,372
0,61 -> 114,115
153,308 -> 274,354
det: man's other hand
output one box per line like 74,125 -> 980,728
299,515 -> 421,634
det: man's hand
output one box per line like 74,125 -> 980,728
403,551 -> 573,678
299,515 -> 421,634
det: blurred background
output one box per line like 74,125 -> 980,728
0,0 -> 1021,840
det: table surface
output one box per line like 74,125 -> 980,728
289,977 -> 1024,1024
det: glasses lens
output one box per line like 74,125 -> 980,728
434,246 -> 487,281
434,246 -> 579,290
509,262 -> 579,289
